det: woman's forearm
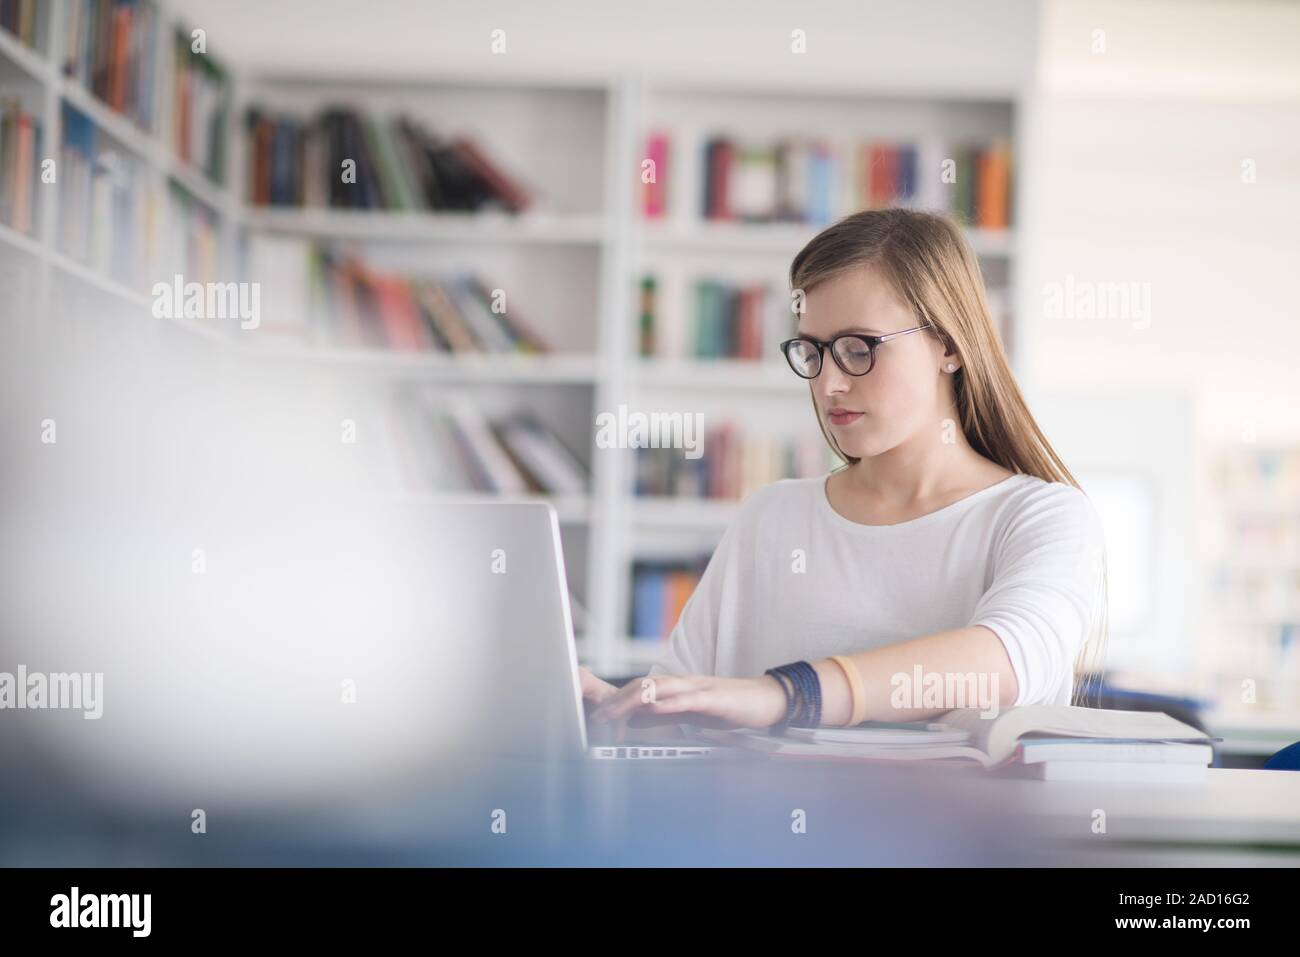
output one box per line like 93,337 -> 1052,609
809,626 -> 1019,725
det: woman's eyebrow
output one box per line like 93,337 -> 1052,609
795,325 -> 884,338
812,325 -> 883,335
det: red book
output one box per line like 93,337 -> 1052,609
110,6 -> 129,112
14,113 -> 33,234
253,118 -> 272,204
643,131 -> 669,218
707,138 -> 734,220
868,144 -> 892,207
373,276 -> 433,351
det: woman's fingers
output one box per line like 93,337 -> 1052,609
578,666 -> 618,705
591,674 -> 698,722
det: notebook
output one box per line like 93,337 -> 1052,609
699,705 -> 1217,772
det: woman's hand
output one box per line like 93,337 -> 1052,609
591,673 -> 789,731
578,665 -> 619,710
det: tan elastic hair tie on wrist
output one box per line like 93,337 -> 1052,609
829,655 -> 867,727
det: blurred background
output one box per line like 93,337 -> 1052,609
1,0 -> 1298,768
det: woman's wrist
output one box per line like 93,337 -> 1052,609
757,674 -> 790,726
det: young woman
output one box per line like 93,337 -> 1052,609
582,208 -> 1107,736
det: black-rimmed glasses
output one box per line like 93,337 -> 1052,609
779,324 -> 932,379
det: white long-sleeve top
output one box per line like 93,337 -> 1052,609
648,472 -> 1107,707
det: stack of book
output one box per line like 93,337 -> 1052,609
0,98 -> 41,236
394,393 -> 588,497
59,103 -> 155,284
637,275 -> 787,361
0,0 -> 39,47
629,557 -> 708,641
703,706 -> 1217,782
245,107 -> 532,212
644,132 -> 1011,229
170,26 -> 229,182
634,424 -> 837,500
308,249 -> 551,353
62,0 -> 161,132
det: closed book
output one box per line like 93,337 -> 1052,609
445,398 -> 528,495
643,131 -> 669,218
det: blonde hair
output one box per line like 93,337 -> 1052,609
789,208 -> 1107,704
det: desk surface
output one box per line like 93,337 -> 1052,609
970,767 -> 1300,850
3,752 -> 1298,866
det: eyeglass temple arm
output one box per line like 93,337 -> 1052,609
873,323 -> 932,343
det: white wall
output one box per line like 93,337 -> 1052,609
1017,0 -> 1300,678
168,0 -> 1039,93
1020,0 -> 1300,440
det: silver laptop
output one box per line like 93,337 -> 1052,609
428,501 -> 714,760
0,496 -> 714,822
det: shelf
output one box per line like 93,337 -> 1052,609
0,220 -> 46,260
639,219 -> 1013,257
167,157 -> 229,212
48,251 -> 152,308
631,357 -> 802,391
576,636 -> 668,674
394,490 -> 593,524
241,207 -> 607,245
0,25 -> 51,83
629,496 -> 738,528
228,345 -> 601,384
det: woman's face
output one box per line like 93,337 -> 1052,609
799,264 -> 953,460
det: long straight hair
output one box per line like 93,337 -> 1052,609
789,208 -> 1107,703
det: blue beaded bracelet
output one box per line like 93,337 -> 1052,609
765,661 -> 822,733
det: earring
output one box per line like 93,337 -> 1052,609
945,363 -> 956,372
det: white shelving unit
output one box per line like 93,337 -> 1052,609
0,0 -> 239,315
1,5 -> 1021,677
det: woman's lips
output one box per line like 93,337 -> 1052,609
827,410 -> 864,426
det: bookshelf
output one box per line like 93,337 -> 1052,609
1204,443 -> 1300,711
1,4 -> 1023,677
0,0 -> 236,318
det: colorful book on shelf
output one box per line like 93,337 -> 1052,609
639,273 -> 785,361
392,392 -> 590,496
634,425 -> 837,500
629,559 -> 706,641
493,415 -> 588,497
0,98 -> 41,236
58,102 -> 154,284
62,0 -> 160,132
0,0 -> 38,47
245,106 -> 534,213
303,248 -> 553,354
445,398 -> 529,495
682,132 -> 1012,227
171,25 -> 229,183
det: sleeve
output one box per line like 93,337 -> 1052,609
969,483 -> 1106,707
647,494 -> 750,678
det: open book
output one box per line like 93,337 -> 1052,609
699,705 -> 1217,770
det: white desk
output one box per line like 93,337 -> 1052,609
966,768 -> 1300,863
